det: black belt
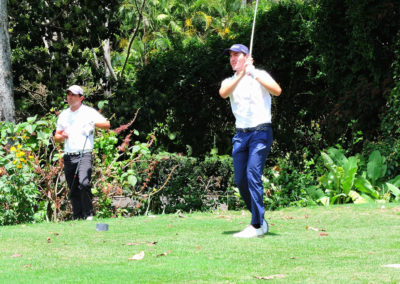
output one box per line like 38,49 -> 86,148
64,150 -> 92,156
236,123 -> 272,133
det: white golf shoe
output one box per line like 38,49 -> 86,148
262,219 -> 269,234
233,225 -> 264,238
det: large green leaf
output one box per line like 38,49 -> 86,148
342,156 -> 358,194
359,193 -> 375,203
321,151 -> 335,172
367,150 -> 387,185
327,147 -> 348,165
354,176 -> 379,199
385,182 -> 400,200
388,175 -> 400,187
321,151 -> 344,193
319,172 -> 334,189
330,193 -> 346,204
348,190 -> 368,204
128,175 -> 138,187
318,196 -> 330,206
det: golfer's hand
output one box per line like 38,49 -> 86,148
61,131 -> 69,139
82,121 -> 95,136
246,59 -> 258,78
54,130 -> 68,143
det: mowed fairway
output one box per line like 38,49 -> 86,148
0,203 -> 400,283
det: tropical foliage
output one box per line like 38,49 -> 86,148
317,148 -> 400,205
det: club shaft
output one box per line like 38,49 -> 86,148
249,0 -> 259,58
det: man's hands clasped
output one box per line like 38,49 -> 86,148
245,58 -> 259,79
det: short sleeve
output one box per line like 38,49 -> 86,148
56,111 -> 66,131
89,108 -> 107,123
256,70 -> 273,81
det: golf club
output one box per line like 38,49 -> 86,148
249,0 -> 260,58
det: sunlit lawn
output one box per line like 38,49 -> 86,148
1,203 -> 400,283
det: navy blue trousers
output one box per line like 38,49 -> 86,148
63,153 -> 94,219
232,127 -> 273,226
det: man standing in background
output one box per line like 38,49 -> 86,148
54,85 -> 110,220
219,44 -> 282,238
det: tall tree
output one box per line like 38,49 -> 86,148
8,0 -> 121,117
0,0 -> 15,122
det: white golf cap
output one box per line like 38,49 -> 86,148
66,85 -> 84,96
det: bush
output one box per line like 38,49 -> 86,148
0,114 -> 60,225
93,149 -> 238,216
263,149 -> 319,210
315,147 -> 400,205
146,152 -> 237,214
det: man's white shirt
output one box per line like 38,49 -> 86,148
221,69 -> 273,128
56,104 -> 107,153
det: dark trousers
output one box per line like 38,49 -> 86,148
63,153 -> 93,219
232,127 -> 273,226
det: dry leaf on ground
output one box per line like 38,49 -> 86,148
254,274 -> 286,280
128,251 -> 145,260
306,226 -> 326,232
217,215 -> 231,219
11,254 -> 22,258
319,232 -> 329,236
306,226 -> 319,231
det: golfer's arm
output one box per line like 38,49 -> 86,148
219,76 -> 243,99
256,76 -> 282,96
54,130 -> 65,143
95,121 -> 111,130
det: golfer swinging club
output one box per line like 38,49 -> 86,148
54,85 -> 110,220
219,44 -> 282,238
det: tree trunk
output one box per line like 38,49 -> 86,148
0,0 -> 15,122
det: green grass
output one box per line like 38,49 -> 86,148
1,203 -> 400,283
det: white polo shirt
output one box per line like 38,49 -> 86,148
56,104 -> 107,153
221,70 -> 273,128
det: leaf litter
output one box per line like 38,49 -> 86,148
128,251 -> 145,260
254,274 -> 286,280
126,241 -> 157,246
306,226 -> 327,232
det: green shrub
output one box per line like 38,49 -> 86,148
94,150 -> 238,216
263,150 -> 319,210
316,147 -> 400,205
0,115 -> 58,225
146,152 -> 237,214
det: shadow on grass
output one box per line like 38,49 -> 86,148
222,231 -> 279,236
